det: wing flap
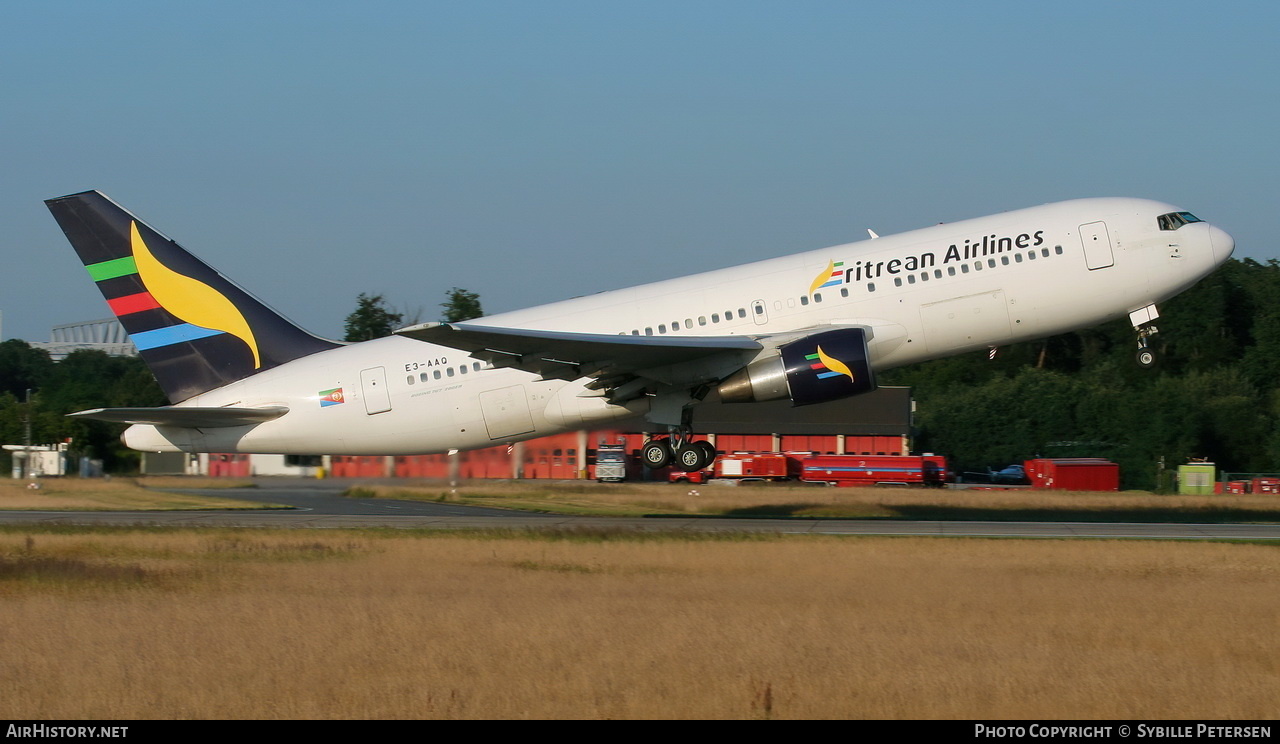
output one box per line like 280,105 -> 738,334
68,406 -> 289,428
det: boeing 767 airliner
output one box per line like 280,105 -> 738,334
46,191 -> 1233,471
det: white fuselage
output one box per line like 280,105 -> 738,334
125,197 -> 1233,454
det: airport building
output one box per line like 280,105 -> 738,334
27,318 -> 137,361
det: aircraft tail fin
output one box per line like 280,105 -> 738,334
46,191 -> 340,403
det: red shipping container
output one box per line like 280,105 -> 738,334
799,455 -> 948,488
1023,458 -> 1119,491
208,453 -> 251,477
1227,481 -> 1250,494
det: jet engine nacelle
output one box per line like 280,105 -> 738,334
716,327 -> 876,406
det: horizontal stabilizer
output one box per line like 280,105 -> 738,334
68,406 -> 289,428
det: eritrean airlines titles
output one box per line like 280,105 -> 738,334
840,230 -> 1045,283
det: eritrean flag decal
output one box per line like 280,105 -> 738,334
319,388 -> 345,407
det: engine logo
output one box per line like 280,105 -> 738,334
807,345 -> 855,382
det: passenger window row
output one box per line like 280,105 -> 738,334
885,245 -> 1064,289
618,244 -> 1066,335
406,361 -> 485,385
629,307 -> 750,336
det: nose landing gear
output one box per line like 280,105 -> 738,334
1129,304 -> 1162,369
1136,324 -> 1159,369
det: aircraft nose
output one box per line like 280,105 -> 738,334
1209,224 -> 1235,265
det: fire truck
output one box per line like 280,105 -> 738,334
669,452 -> 797,483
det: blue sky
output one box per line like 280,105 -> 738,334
3,1 -> 1276,342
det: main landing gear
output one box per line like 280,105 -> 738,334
641,388 -> 717,472
642,431 -> 717,472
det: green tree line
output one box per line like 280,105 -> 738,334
0,343 -> 165,473
881,258 -> 1280,489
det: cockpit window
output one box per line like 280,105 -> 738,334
1157,211 -> 1204,231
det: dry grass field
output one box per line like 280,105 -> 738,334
0,527 -> 1275,719
348,480 -> 1280,522
0,479 -> 273,511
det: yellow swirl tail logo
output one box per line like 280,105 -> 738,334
130,221 -> 261,368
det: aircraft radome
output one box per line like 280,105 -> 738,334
46,191 -> 1233,471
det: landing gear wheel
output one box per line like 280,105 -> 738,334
642,440 -> 672,469
1136,348 -> 1157,369
694,441 -> 717,470
675,442 -> 709,471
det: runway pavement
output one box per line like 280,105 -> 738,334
1,480 -> 1278,539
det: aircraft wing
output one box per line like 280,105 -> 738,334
396,322 -> 762,384
68,406 -> 289,428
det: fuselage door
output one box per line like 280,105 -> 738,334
359,366 -> 392,415
751,299 -> 769,326
1079,221 -> 1115,270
